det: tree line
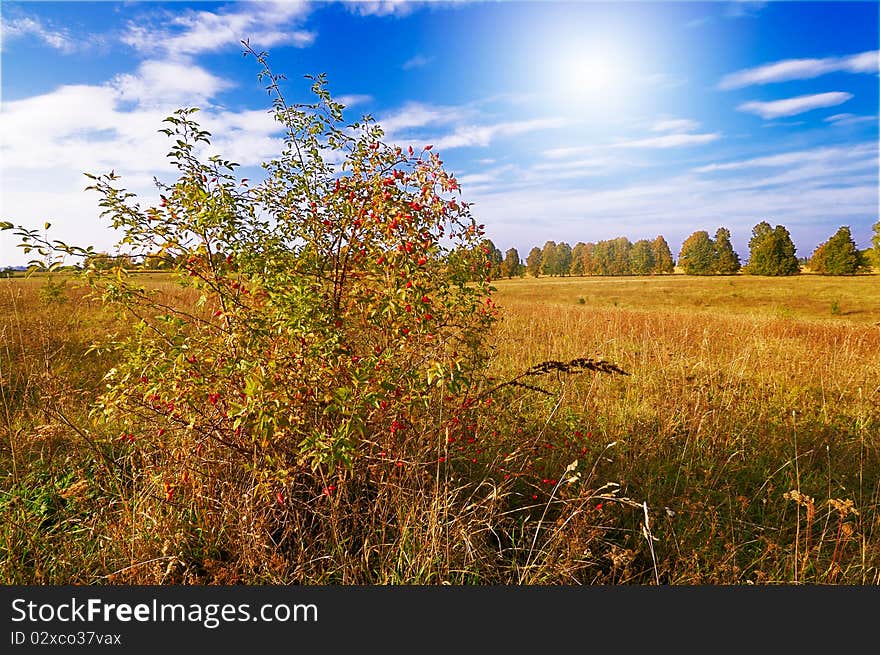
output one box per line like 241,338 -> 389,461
483,220 -> 879,279
12,220 -> 877,279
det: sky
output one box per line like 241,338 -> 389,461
1,0 -> 878,267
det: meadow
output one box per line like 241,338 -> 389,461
2,272 -> 878,584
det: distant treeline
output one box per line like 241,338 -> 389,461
485,219 -> 880,278
8,220 -> 878,279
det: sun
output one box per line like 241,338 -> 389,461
544,39 -> 636,113
567,55 -> 614,95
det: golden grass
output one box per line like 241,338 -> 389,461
2,273 -> 878,584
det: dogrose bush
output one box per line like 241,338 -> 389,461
11,45 -> 497,511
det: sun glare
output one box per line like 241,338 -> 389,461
545,38 -> 636,113
568,55 -> 614,93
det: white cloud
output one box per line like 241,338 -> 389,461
344,0 -> 417,17
337,94 -> 373,109
2,15 -> 76,53
377,100 -> 565,151
121,1 -> 314,56
737,92 -> 852,119
543,146 -> 591,160
0,65 -> 291,266
430,118 -> 566,151
650,118 -> 701,134
719,50 -> 880,89
685,16 -> 713,29
640,72 -> 688,89
531,157 -> 607,173
402,54 -> 434,70
824,113 -> 878,127
614,132 -> 720,149
724,1 -> 768,19
113,60 -> 235,108
377,102 -> 472,135
692,143 -> 877,173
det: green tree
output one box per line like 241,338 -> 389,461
12,53 -> 497,489
746,222 -> 799,276
591,240 -> 610,275
714,227 -> 741,274
555,242 -> 573,276
810,226 -> 869,275
871,219 -> 880,268
541,240 -> 558,276
83,251 -> 117,270
482,239 -> 504,280
609,237 -> 632,275
143,252 -> 174,270
570,242 -> 587,276
809,241 -> 828,273
678,230 -> 716,275
651,235 -> 675,274
581,242 -> 595,275
526,246 -> 543,277
501,247 -> 521,278
629,239 -> 655,276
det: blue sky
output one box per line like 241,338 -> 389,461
1,0 -> 878,267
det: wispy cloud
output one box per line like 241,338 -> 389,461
345,0 -> 417,17
738,92 -> 853,119
337,94 -> 373,108
430,118 -> 566,150
402,54 -> 434,70
685,16 -> 713,29
692,143 -> 877,173
469,141 -> 878,257
724,1 -> 767,19
824,113 -> 877,127
121,1 -> 314,56
543,146 -> 591,160
719,50 -> 880,89
650,118 -> 701,134
614,132 -> 720,149
1,15 -> 77,53
377,102 -> 472,135
549,118 -> 719,150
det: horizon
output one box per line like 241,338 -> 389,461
2,0 -> 878,267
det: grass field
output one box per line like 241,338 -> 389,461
2,272 -> 879,584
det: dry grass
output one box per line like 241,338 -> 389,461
2,273 -> 878,584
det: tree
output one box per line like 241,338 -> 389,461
810,226 -> 869,275
581,242 -> 595,275
609,237 -> 632,275
526,246 -> 543,277
651,235 -> 675,274
541,241 -> 558,276
482,239 -> 504,280
570,242 -> 587,276
714,227 -> 741,274
143,252 -> 174,270
501,247 -> 521,278
591,241 -> 610,275
871,219 -> 880,268
629,239 -> 655,276
809,241 -> 828,273
678,230 -> 716,275
746,221 -> 799,276
555,242 -> 573,276
12,51 -> 498,490
83,251 -> 117,270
